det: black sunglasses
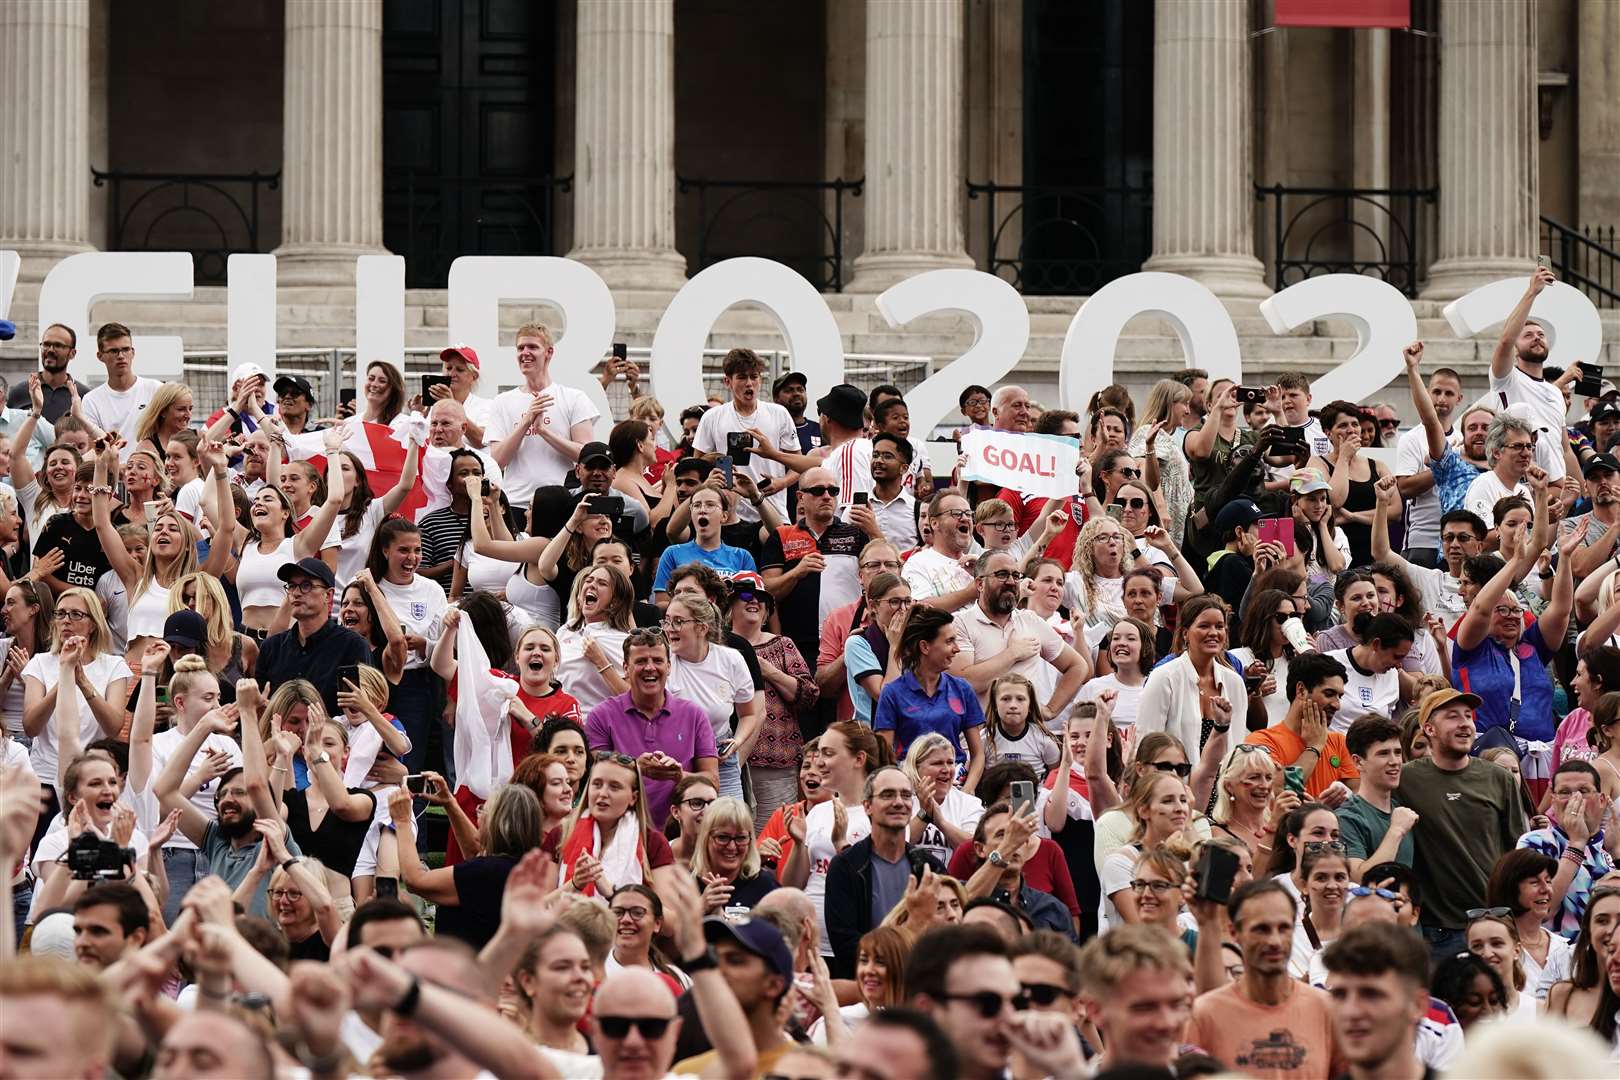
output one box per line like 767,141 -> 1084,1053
1465,906 -> 1513,922
942,990 -> 1029,1018
596,1015 -> 673,1040
1112,497 -> 1148,510
594,751 -> 638,769
1148,761 -> 1193,778
1020,982 -> 1071,1006
800,485 -> 839,497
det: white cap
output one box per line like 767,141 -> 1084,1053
229,362 -> 267,387
28,910 -> 76,961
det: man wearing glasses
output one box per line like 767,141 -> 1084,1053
255,558 -> 373,715
77,323 -> 161,454
1462,411 -> 1539,526
904,923 -> 1086,1080
8,322 -> 89,423
951,549 -> 1089,715
901,488 -> 980,614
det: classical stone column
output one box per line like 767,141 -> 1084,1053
1421,0 -> 1538,300
1577,1 -> 1620,233
848,0 -> 974,292
0,0 -> 94,281
567,0 -> 686,289
274,0 -> 387,286
1142,0 -> 1269,300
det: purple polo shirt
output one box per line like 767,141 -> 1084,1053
585,690 -> 718,828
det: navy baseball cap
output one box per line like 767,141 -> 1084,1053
703,916 -> 793,980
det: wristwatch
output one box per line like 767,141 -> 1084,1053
681,946 -> 720,975
988,850 -> 1007,868
313,751 -> 331,767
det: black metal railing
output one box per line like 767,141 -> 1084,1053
92,169 -> 280,285
676,177 -> 863,292
384,172 -> 572,289
1255,184 -> 1437,297
1542,218 -> 1619,308
965,181 -> 1153,294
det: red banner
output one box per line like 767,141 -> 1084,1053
1274,0 -> 1410,28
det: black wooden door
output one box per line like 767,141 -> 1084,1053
1020,0 -> 1153,294
383,0 -> 560,287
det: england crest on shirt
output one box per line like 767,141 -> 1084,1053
1359,686 -> 1373,704
411,602 -> 428,621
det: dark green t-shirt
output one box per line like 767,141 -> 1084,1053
1396,757 -> 1527,929
1335,793 -> 1415,868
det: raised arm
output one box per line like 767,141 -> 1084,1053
430,607 -> 460,680
357,569 -> 408,683
91,443 -> 140,589
198,441 -> 240,577
471,475 -> 553,565
153,710 -> 229,846
1540,529 -> 1581,645
10,375 -> 46,493
1183,384 -> 1234,463
293,429 -> 348,561
1456,546 -> 1540,652
380,438 -> 421,516
126,642 -> 170,797
1083,696 -> 1123,812
1404,342 -> 1449,463
1493,269 -> 1555,380
233,680 -> 281,823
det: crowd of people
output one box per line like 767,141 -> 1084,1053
1,267 -> 1618,1080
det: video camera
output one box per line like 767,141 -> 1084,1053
66,832 -> 135,881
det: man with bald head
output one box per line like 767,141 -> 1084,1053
761,464 -> 866,675
993,385 -> 1035,433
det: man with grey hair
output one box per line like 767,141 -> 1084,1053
951,548 -> 1089,714
991,385 -> 1035,433
1463,410 -> 1540,523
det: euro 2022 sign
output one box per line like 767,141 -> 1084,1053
0,249 -> 1602,453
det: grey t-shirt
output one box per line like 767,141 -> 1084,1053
870,848 -> 912,928
202,820 -> 301,920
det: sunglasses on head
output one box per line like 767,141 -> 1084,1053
1465,906 -> 1513,922
594,751 -> 638,769
596,1015 -> 673,1040
1349,885 -> 1403,905
1148,761 -> 1192,778
1302,840 -> 1346,855
942,989 -> 1029,1018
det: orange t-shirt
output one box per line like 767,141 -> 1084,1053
1244,725 -> 1359,798
1185,981 -> 1344,1079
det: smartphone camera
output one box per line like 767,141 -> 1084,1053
1575,363 -> 1605,398
726,431 -> 753,467
852,491 -> 869,506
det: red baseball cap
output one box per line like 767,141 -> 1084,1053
440,344 -> 479,368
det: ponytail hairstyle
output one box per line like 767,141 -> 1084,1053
826,719 -> 893,774
983,673 -> 1048,760
366,518 -> 422,583
897,605 -> 956,671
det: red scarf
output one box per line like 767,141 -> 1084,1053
558,813 -> 645,898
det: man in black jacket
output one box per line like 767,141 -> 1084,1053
825,765 -> 946,977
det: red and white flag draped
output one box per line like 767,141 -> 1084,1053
283,419 -> 427,521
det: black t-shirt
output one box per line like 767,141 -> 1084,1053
34,512 -> 112,589
436,855 -> 518,948
287,928 -> 331,963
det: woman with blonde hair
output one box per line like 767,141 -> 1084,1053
1128,378 -> 1195,545
665,593 -> 761,800
170,571 -> 257,700
333,662 -> 410,787
92,443 -> 225,647
260,853 -> 340,961
1209,744 -> 1278,862
902,731 -> 984,863
131,381 -> 193,463
1101,770 -> 1195,926
118,445 -> 169,530
21,587 -> 129,799
880,875 -> 968,936
261,678 -> 327,791
549,751 -> 681,901
692,795 -> 780,912
269,712 -> 376,906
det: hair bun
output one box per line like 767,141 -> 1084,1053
172,654 -> 208,674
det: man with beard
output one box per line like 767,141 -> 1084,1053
1491,267 -> 1578,481
951,550 -> 1087,714
902,488 -> 979,614
569,440 -> 648,536
761,465 -> 865,673
9,323 -> 90,423
1076,924 -> 1197,1074
1397,689 -> 1524,961
1173,368 -> 1210,435
256,558 -> 372,714
773,370 -> 820,452
1558,453 -> 1620,580
1186,880 -> 1344,1077
69,883 -> 148,971
154,703 -> 303,918
1320,923 -> 1434,1080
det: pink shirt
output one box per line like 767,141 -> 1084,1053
1553,707 -> 1599,767
818,600 -> 861,723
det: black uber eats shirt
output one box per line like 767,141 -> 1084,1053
34,511 -> 115,589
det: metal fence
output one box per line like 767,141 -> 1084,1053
179,347 -> 933,426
